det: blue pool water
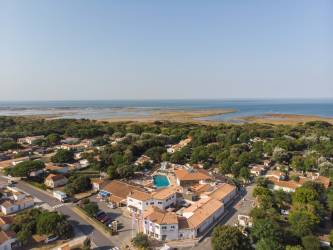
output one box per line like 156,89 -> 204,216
153,175 -> 170,188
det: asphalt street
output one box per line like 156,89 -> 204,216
0,175 -> 116,249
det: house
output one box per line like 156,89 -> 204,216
17,136 -> 44,145
45,164 -> 69,174
0,197 -> 34,215
174,168 -> 212,187
91,178 -> 107,191
143,206 -> 179,241
60,137 -> 80,145
0,231 -> 16,250
167,137 -> 192,154
250,165 -> 266,176
0,216 -> 13,231
267,177 -> 300,192
44,174 -> 68,188
134,155 -> 153,166
208,183 -> 237,205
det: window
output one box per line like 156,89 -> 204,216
171,225 -> 175,229
155,225 -> 160,229
150,202 -> 154,205
162,226 -> 167,229
158,202 -> 162,204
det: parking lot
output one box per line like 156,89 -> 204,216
90,194 -> 134,247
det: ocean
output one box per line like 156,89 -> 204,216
0,99 -> 332,121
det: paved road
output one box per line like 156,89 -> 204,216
0,175 -> 115,250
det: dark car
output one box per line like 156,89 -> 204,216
95,212 -> 106,220
97,213 -> 107,221
100,215 -> 111,223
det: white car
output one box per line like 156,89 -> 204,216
45,235 -> 59,244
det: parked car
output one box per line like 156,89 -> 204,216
45,235 -> 59,244
97,214 -> 108,221
100,215 -> 111,223
96,212 -> 106,220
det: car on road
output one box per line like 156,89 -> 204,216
45,235 -> 59,244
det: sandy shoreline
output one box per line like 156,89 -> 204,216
2,109 -> 333,125
241,113 -> 333,125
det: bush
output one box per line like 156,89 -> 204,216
132,233 -> 150,249
51,149 -> 74,163
83,202 -> 99,217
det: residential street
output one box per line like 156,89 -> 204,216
0,175 -> 117,249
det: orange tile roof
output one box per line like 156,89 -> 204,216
191,183 -> 212,194
144,206 -> 178,225
152,186 -> 177,200
128,190 -> 151,201
0,216 -> 13,226
187,198 -> 223,229
45,174 -> 67,181
175,168 -> 212,181
0,230 -> 15,244
103,180 -> 143,201
208,183 -> 236,201
267,177 -> 300,190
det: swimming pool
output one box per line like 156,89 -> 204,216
153,175 -> 170,188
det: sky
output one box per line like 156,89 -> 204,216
0,0 -> 332,101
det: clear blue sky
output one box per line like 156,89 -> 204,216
0,0 -> 332,100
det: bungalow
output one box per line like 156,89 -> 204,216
44,174 -> 68,188
267,177 -> 300,192
0,231 -> 16,250
17,136 -> 44,145
45,164 -> 69,174
0,197 -> 34,215
167,137 -> 192,154
250,165 -> 266,176
134,155 -> 153,166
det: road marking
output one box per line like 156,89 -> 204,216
52,203 -> 64,209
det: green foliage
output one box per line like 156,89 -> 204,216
11,208 -> 72,242
301,235 -> 320,250
251,218 -> 282,243
286,246 -> 303,250
8,160 -> 45,177
83,238 -> 91,250
51,149 -> 74,163
132,233 -> 150,249
64,175 -> 91,196
83,202 -> 99,217
288,210 -> 320,237
256,238 -> 283,250
211,225 -> 252,250
0,140 -> 19,151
